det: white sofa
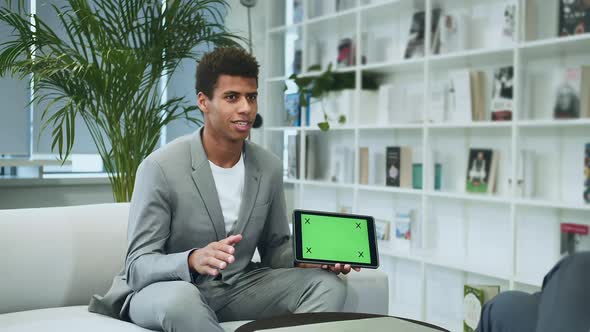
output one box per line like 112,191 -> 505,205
0,203 -> 389,332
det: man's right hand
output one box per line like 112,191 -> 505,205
188,234 -> 242,276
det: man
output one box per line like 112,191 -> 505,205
477,252 -> 590,332
89,47 -> 356,332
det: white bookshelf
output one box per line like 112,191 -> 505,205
261,0 -> 590,330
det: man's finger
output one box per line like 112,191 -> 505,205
206,256 -> 228,270
353,267 -> 361,272
213,250 -> 235,264
220,234 -> 243,246
342,264 -> 351,274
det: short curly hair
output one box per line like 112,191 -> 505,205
195,47 -> 259,99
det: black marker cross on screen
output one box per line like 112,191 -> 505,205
305,218 -> 310,224
358,251 -> 364,258
355,222 -> 361,229
306,247 -> 312,253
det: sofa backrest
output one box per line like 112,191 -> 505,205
0,203 -> 129,314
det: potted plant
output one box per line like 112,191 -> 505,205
288,63 -> 378,131
0,0 -> 243,202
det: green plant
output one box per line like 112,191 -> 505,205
288,63 -> 378,131
0,0 -> 243,202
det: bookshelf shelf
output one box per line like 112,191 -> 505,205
428,47 -> 515,69
358,184 -> 423,195
513,274 -> 543,288
515,199 -> 590,212
519,34 -> 590,59
426,191 -> 512,204
359,58 -> 425,73
516,119 -> 590,128
263,0 -> 590,328
426,121 -> 513,129
299,179 -> 355,189
266,76 -> 287,83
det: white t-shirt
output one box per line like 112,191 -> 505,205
208,154 -> 245,236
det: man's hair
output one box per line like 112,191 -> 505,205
195,47 -> 259,98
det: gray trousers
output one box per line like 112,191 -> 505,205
477,252 -> 590,332
128,267 -> 346,332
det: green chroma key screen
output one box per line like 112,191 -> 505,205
301,213 -> 372,264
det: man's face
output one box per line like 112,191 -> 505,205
199,74 -> 258,142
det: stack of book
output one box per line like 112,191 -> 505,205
463,284 -> 500,332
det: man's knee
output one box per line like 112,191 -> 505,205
131,281 -> 219,332
302,270 -> 346,311
477,291 -> 539,332
156,282 -> 208,324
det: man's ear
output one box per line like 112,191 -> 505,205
197,92 -> 209,114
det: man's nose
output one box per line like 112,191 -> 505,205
237,96 -> 254,113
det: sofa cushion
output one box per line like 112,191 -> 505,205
0,203 -> 130,314
0,306 -> 249,332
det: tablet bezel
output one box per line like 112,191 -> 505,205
292,209 -> 379,269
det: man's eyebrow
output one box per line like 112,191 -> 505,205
221,91 -> 258,96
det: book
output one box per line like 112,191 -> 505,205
466,148 -> 499,194
501,4 -> 517,43
463,284 -> 500,332
375,219 -> 391,241
328,145 -> 354,183
585,143 -> 590,203
490,66 -> 514,121
404,9 -> 442,59
558,0 -> 590,36
448,70 -> 473,122
470,71 -> 486,121
284,132 -> 299,179
553,67 -> 590,119
359,147 -> 369,185
438,12 -> 470,54
385,146 -> 412,188
560,223 -> 590,256
284,92 -> 301,126
412,163 -> 442,190
393,210 -> 413,251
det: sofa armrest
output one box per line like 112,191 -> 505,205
340,269 -> 389,315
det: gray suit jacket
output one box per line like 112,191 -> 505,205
88,128 -> 293,319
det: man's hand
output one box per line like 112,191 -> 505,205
297,262 -> 361,275
188,234 -> 242,276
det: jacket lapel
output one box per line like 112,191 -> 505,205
189,129 -> 226,241
233,141 -> 261,236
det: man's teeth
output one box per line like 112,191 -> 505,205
236,121 -> 248,125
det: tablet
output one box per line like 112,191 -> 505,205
292,209 -> 379,269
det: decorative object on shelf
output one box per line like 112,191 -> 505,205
437,12 -> 470,54
328,145 -> 354,183
284,92 -> 302,127
289,63 -> 378,131
466,148 -> 499,194
412,163 -> 442,190
404,8 -> 442,59
283,132 -> 299,179
337,38 -> 355,67
501,3 -> 517,43
560,223 -> 590,256
0,0 -> 242,202
510,149 -> 535,198
393,209 -> 414,251
491,66 -> 514,121
374,219 -> 391,241
552,67 -> 590,119
449,70 -> 483,122
558,0 -> 590,36
385,146 -> 412,188
463,284 -> 500,332
585,143 -> 590,203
